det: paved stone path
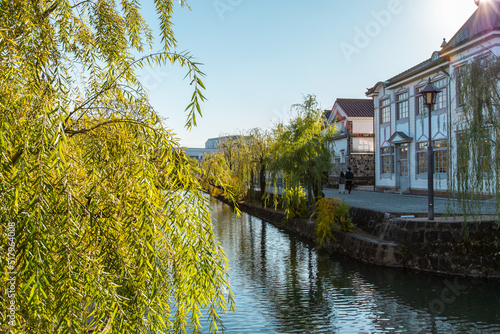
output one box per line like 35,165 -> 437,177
322,187 -> 498,218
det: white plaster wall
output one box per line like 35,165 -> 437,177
353,137 -> 374,152
333,138 -> 348,159
352,118 -> 373,134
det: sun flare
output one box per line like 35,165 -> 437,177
435,1 -> 479,37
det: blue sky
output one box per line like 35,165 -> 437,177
138,0 -> 478,148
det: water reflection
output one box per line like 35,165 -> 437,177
206,198 -> 500,333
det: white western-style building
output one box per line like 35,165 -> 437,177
366,0 -> 500,195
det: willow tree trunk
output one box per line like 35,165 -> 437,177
259,165 -> 266,207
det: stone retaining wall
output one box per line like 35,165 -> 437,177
237,202 -> 402,268
348,206 -> 500,277
223,198 -> 500,278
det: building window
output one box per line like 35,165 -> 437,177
417,142 -> 427,174
456,133 -> 493,175
481,139 -> 492,174
380,98 -> 391,123
416,86 -> 426,115
340,149 -> 345,164
417,140 -> 448,174
433,78 -> 448,112
380,147 -> 393,174
396,91 -> 409,120
455,67 -> 464,107
416,78 -> 448,115
434,140 -> 448,173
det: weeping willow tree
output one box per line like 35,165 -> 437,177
199,147 -> 248,205
450,55 -> 500,220
199,133 -> 256,205
246,128 -> 273,206
270,94 -> 336,213
0,1 -> 233,333
199,129 -> 275,209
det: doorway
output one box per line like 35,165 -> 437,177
396,144 -> 409,191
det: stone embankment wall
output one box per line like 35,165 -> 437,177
350,207 -> 500,278
226,199 -> 500,278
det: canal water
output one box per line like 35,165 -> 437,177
204,197 -> 500,334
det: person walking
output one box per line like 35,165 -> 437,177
338,171 -> 346,194
345,167 -> 354,194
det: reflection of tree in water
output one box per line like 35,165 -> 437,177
210,199 -> 337,332
263,236 -> 336,333
209,198 -> 500,333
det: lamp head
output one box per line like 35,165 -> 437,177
420,78 -> 441,106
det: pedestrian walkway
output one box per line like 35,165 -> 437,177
323,187 -> 498,218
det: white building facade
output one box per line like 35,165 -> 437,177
366,0 -> 500,194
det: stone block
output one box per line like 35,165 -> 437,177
426,231 -> 439,243
430,257 -> 439,268
439,231 -> 454,243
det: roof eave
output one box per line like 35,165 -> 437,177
365,81 -> 387,96
441,29 -> 500,57
385,59 -> 449,89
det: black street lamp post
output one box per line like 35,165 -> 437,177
420,78 -> 441,220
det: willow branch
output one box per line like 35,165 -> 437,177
64,119 -> 153,137
42,1 -> 59,18
71,0 -> 94,9
64,51 -> 200,128
10,148 -> 24,166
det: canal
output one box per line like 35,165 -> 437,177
204,197 -> 500,333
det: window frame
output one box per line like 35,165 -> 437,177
380,146 -> 393,176
416,139 -> 448,176
433,77 -> 448,113
416,78 -> 448,116
396,91 -> 409,120
415,86 -> 426,116
455,67 -> 464,107
380,98 -> 391,124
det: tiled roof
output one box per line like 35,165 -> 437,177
366,55 -> 447,95
385,56 -> 447,86
442,1 -> 500,52
335,99 -> 374,117
366,56 -> 448,95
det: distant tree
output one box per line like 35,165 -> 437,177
199,149 -> 247,205
270,94 -> 336,213
450,56 -> 500,221
199,130 -> 273,207
0,1 -> 233,333
245,129 -> 273,206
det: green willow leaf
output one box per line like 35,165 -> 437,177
0,1 -> 233,333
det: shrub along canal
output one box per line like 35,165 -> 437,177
203,197 -> 500,333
